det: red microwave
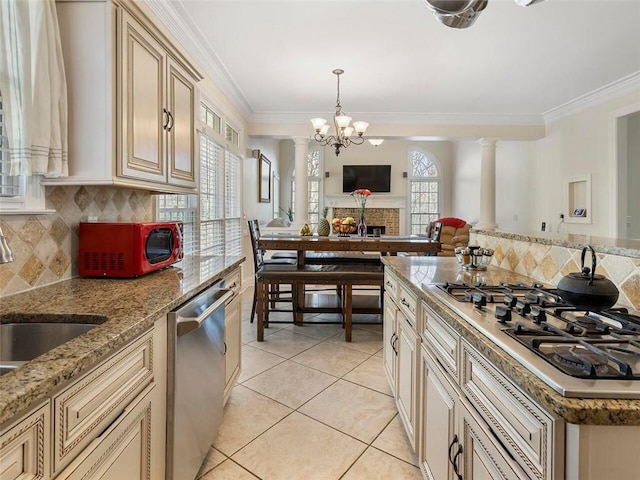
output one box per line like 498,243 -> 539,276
78,221 -> 184,278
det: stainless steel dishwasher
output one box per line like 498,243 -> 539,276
166,280 -> 233,480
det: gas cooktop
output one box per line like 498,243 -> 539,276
425,281 -> 640,399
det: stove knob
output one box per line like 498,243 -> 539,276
495,305 -> 512,324
530,306 -> 547,324
473,292 -> 486,309
516,299 -> 531,315
504,293 -> 518,308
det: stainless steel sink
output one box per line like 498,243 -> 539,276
0,315 -> 106,376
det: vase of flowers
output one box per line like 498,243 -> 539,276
351,188 -> 371,237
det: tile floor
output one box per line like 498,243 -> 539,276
197,287 -> 422,480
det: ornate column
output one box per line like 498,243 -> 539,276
476,138 -> 499,230
293,136 -> 309,227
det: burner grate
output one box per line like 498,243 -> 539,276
434,280 -> 640,381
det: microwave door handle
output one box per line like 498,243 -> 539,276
174,225 -> 183,257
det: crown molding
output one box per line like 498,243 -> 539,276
248,111 -> 544,126
145,0 -> 253,119
543,71 -> 640,124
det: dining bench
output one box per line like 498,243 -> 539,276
255,263 -> 384,342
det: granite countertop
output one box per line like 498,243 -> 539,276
381,256 -> 640,426
0,255 -> 245,427
473,228 -> 640,259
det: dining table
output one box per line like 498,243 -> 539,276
256,233 -> 441,327
257,233 -> 441,264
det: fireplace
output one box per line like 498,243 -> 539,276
367,226 -> 385,236
332,208 -> 400,236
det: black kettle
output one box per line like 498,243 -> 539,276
556,245 -> 619,311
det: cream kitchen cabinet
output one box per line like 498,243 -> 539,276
396,311 -> 420,452
55,385 -> 155,480
0,402 -> 51,480
420,346 -> 457,480
223,268 -> 242,404
50,0 -> 201,194
458,397 -> 529,480
420,346 -> 527,480
383,292 -> 398,389
419,300 -> 559,480
383,270 -> 421,452
52,331 -> 154,474
0,321 -> 166,480
119,9 -> 196,188
224,295 -> 241,404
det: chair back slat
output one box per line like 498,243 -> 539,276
247,219 -> 265,270
430,222 -> 443,242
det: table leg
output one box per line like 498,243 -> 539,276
294,284 -> 304,325
344,284 -> 353,342
295,249 -> 305,324
257,282 -> 265,341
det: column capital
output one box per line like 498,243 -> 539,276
292,136 -> 310,146
477,138 -> 500,147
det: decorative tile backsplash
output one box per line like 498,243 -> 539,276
0,186 -> 153,297
472,232 -> 640,311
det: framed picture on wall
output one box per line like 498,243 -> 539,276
259,154 -> 271,203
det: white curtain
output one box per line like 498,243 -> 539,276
0,0 -> 68,178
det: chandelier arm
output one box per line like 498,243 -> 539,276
311,68 -> 367,157
314,133 -> 337,147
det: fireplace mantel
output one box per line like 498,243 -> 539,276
324,194 -> 407,209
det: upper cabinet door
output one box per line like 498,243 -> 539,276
119,11 -> 166,184
167,59 -> 196,188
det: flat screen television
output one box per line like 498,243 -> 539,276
342,165 -> 391,193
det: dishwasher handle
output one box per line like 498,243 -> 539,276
176,289 -> 234,337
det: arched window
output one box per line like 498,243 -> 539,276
290,147 -> 322,228
408,149 -> 441,234
307,148 -> 321,228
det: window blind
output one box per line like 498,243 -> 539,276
200,134 -> 224,255
157,195 -> 197,254
225,151 -> 241,256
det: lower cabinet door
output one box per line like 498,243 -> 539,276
382,293 -> 397,390
458,399 -> 528,480
420,347 -> 458,480
0,402 -> 50,480
396,312 -> 419,451
224,293 -> 242,403
57,385 -> 154,480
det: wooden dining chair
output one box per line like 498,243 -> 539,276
425,221 -> 443,256
248,220 -> 297,324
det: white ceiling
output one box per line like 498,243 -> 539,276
153,0 -> 640,124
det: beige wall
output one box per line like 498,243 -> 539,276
536,91 -> 640,237
626,112 -> 640,238
454,140 -> 537,231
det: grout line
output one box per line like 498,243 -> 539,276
219,290 -> 410,479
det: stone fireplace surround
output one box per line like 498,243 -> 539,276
325,194 -> 407,236
332,208 -> 399,236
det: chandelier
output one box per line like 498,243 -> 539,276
310,69 -> 369,156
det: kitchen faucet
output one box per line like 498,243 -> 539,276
0,226 -> 14,263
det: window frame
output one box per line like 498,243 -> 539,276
407,147 -> 442,235
307,147 -> 322,229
